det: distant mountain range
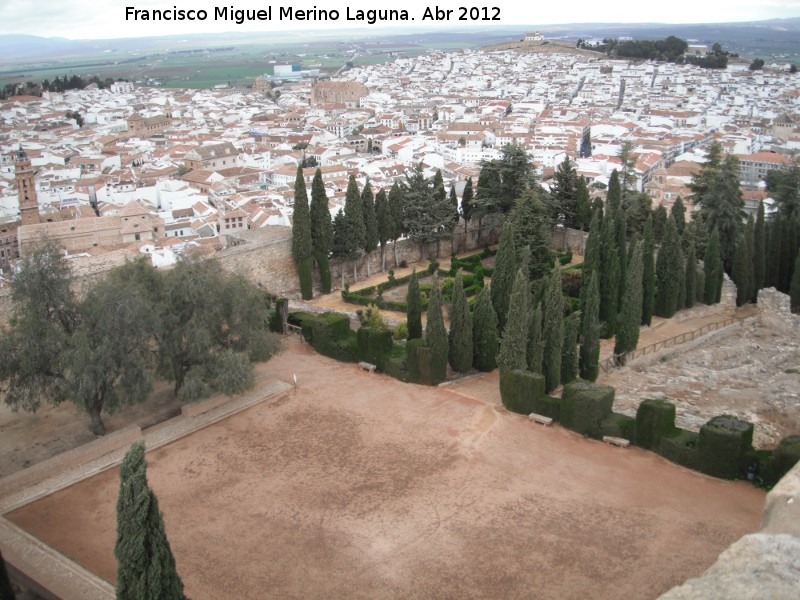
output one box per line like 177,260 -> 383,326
1,17 -> 799,68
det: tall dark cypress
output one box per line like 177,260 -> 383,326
344,175 -> 365,280
779,216 -> 793,293
115,441 -> 186,600
310,168 -> 333,293
448,272 -> 473,375
491,222 -> 518,334
461,177 -> 474,234
527,303 -> 544,374
607,169 -> 621,214
542,266 -> 564,393
426,274 -> 449,384
579,271 -> 601,382
732,232 -> 753,307
362,179 -> 378,277
642,216 -> 656,325
374,188 -> 391,272
388,181 -> 405,267
685,242 -> 697,309
766,216 -> 783,289
599,214 -> 620,336
655,217 -> 683,318
614,207 -> 628,308
704,228 -> 723,304
291,166 -> 314,299
671,196 -> 686,236
472,286 -> 498,372
615,241 -> 644,355
406,269 -> 422,340
753,201 -> 766,301
561,312 -> 580,386
790,249 -> 800,313
497,268 -> 530,373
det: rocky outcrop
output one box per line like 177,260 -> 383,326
660,461 -> 800,599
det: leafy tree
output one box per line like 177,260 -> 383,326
66,278 -> 157,435
310,168 -> 333,293
0,550 -> 16,600
406,269 -> 422,340
291,166 -> 313,299
510,190 -> 553,281
448,272 -> 472,374
472,287 -> 499,371
655,218 -> 684,318
497,269 -> 529,373
388,181 -> 405,267
749,58 -> 765,71
652,205 -> 668,244
527,303 -> 544,374
642,216 -> 656,325
115,441 -> 186,600
362,179 -> 378,276
474,160 -> 502,228
614,241 -> 644,356
579,271 -> 601,381
491,222 -> 518,333
473,144 -> 535,220
374,188 -> 392,272
790,250 -> 800,313
704,228 -> 724,304
561,313 -> 580,385
426,275 -> 449,384
685,242 -> 697,309
753,200 -> 766,301
671,196 -> 686,236
765,165 -> 800,219
461,176 -> 474,234
542,266 -> 564,393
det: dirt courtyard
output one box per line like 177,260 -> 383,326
8,338 -> 764,600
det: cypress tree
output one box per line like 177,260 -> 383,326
542,266 -> 564,393
607,169 -> 621,213
491,222 -> 518,334
448,272 -> 473,374
406,269 -> 422,340
497,268 -> 529,373
599,214 -> 620,336
472,286 -> 499,371
580,210 -> 601,317
575,176 -> 591,231
527,303 -> 544,374
766,216 -> 783,289
461,177 -> 474,234
388,181 -> 405,267
426,274 -> 449,384
671,196 -> 686,236
642,216 -> 656,325
344,175 -> 365,279
704,228 -> 724,304
779,216 -> 793,293
732,232 -> 754,307
310,168 -> 333,293
615,207 -> 628,308
331,209 -> 358,289
579,271 -> 601,382
0,550 -> 15,600
374,188 -> 392,272
790,250 -> 800,313
291,166 -> 313,300
685,242 -> 697,309
362,179 -> 378,277
115,441 -> 186,600
614,241 -> 644,356
753,201 -> 766,302
655,218 -> 683,318
561,312 -> 580,386
653,205 -> 668,244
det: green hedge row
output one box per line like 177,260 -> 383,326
356,327 -> 393,371
499,369 -> 546,414
560,381 -> 616,439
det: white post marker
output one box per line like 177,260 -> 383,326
293,373 -> 297,390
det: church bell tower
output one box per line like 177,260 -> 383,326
15,146 -> 41,226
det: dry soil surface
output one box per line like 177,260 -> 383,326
7,338 -> 764,600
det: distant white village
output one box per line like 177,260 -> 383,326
1,39 -> 798,274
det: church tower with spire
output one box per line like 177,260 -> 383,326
15,146 -> 41,226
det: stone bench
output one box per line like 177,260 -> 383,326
358,361 -> 377,373
528,412 -> 553,426
603,436 -> 631,448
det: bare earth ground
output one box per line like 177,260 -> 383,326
7,338 -> 763,600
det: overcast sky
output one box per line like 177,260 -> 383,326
2,0 -> 799,39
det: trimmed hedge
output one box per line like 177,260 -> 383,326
406,339 -> 434,385
356,326 -> 393,370
698,415 -> 754,479
559,380 -> 615,439
268,297 -> 288,333
383,342 -> 409,382
499,369 -> 546,415
310,314 -> 358,363
288,311 -> 316,342
635,399 -> 677,450
764,435 -> 800,487
532,395 -> 561,420
658,429 -> 700,470
602,412 -> 636,440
